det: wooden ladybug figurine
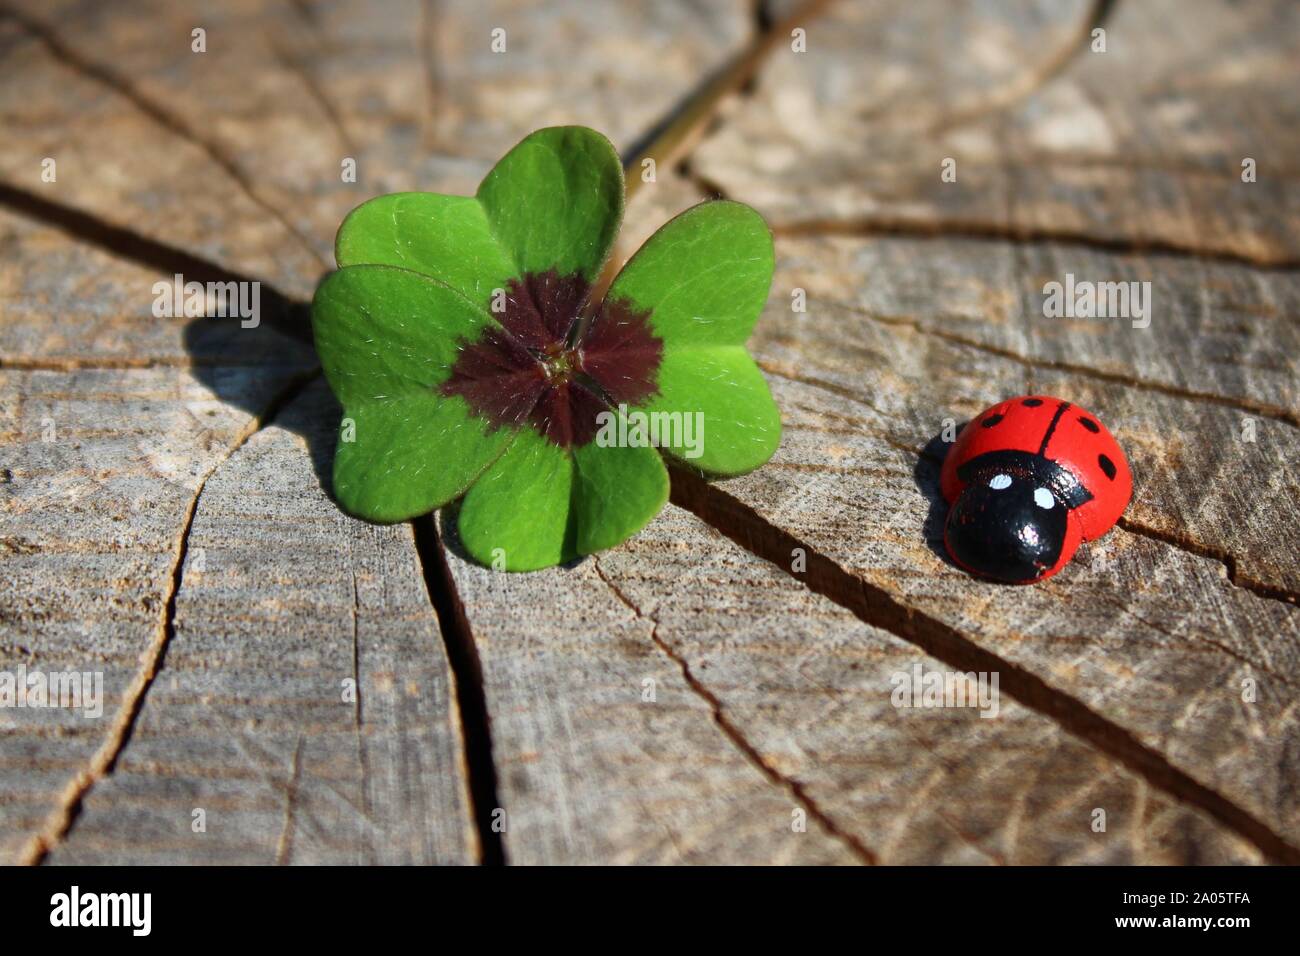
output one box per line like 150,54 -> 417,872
940,396 -> 1132,583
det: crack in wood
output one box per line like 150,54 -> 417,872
3,0 -> 1290,863
666,464 -> 1300,864
597,0 -> 834,299
0,3 -> 328,270
1117,516 -> 1299,606
926,0 -> 1118,135
287,0 -> 322,32
0,182 -> 313,346
16,367 -> 322,865
420,0 -> 445,149
771,215 -> 1300,272
411,515 -> 507,866
788,297 -> 1300,428
680,166 -> 732,202
620,0 -> 836,199
347,566 -> 375,856
1091,588 -> 1298,689
590,557 -> 879,865
760,357 -> 1300,607
274,735 -> 306,866
270,39 -> 358,157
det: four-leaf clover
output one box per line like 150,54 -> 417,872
312,126 -> 780,570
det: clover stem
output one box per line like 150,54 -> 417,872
569,250 -> 619,347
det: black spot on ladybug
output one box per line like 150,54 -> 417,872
981,413 -> 1004,428
1022,398 -> 1044,407
1098,453 -> 1117,479
1079,417 -> 1100,433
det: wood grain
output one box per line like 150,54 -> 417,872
1,0 -> 1296,865
694,0 -> 1300,263
50,381 -> 474,864
667,338 -> 1300,856
0,197 -> 318,862
0,0 -> 753,300
0,364 -> 310,863
757,236 -> 1300,597
0,207 -> 315,366
771,235 -> 1300,421
444,499 -> 1260,863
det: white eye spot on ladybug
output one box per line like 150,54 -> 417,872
1034,487 -> 1055,509
989,474 -> 1012,490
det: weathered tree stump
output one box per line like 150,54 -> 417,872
1,0 -> 1295,865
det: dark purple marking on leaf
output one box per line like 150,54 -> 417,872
533,378 -> 610,448
580,296 -> 662,407
494,270 -> 591,349
528,270 -> 591,344
442,269 -> 664,449
441,324 -> 548,428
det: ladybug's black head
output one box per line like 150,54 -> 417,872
945,450 -> 1093,584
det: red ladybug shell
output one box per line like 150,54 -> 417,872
940,396 -> 1132,582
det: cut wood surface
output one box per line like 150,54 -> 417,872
694,0 -> 1300,263
446,500 -> 1261,864
0,0 -> 751,300
53,380 -> 475,865
1,0 -> 1296,865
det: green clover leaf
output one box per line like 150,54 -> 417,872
312,126 -> 780,571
